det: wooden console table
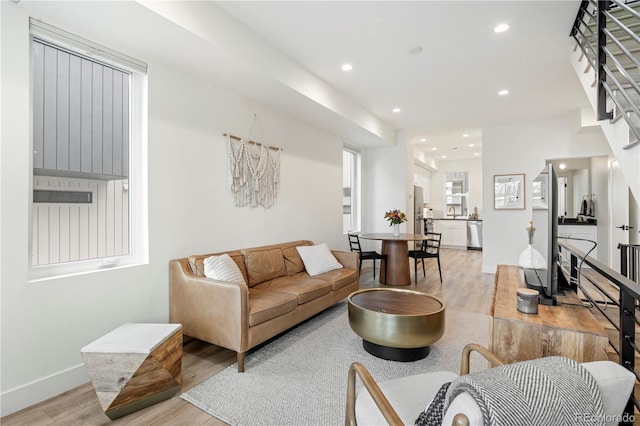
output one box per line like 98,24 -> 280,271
490,265 -> 608,363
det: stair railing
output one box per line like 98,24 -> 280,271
571,0 -> 640,149
619,243 -> 640,283
559,240 -> 640,424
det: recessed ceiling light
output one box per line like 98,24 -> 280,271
431,147 -> 437,151
462,133 -> 469,138
468,143 -> 475,147
494,23 -> 510,33
559,163 -> 567,170
408,46 -> 423,55
392,107 -> 401,113
474,152 -> 480,156
441,155 -> 447,159
498,89 -> 509,96
341,63 -> 353,71
420,138 -> 426,142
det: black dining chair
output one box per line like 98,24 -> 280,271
408,232 -> 442,285
348,233 -> 387,284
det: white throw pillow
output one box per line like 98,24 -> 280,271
296,243 -> 343,276
204,253 -> 246,284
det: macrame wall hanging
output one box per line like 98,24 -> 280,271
224,115 -> 282,209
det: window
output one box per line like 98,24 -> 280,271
343,148 -> 361,233
29,19 -> 148,280
444,171 -> 468,217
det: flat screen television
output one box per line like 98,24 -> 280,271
524,164 -> 571,305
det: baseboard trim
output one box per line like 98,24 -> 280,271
1,363 -> 89,417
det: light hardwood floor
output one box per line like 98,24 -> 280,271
2,248 -> 493,425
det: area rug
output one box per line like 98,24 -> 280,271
181,301 -> 490,426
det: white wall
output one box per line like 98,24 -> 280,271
591,156 -> 610,260
482,113 -> 612,273
1,2 -> 345,415
363,134 -> 411,237
414,164 -> 431,204
573,168 -> 590,214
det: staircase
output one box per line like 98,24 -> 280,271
571,0 -> 640,203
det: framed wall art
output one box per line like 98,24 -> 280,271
494,174 -> 525,210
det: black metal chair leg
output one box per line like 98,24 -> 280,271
348,233 -> 386,284
437,257 -> 442,283
414,258 -> 418,285
421,258 -> 426,277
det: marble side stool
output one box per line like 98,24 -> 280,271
81,323 -> 182,419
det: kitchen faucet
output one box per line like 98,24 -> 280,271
448,206 -> 457,219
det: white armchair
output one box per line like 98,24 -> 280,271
345,344 -> 635,426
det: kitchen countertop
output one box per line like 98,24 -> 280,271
425,218 -> 596,225
427,218 -> 482,221
559,217 -> 597,225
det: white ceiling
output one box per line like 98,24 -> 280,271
22,1 -> 590,162
215,0 -> 590,161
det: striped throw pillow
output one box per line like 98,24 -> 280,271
296,243 -> 343,276
204,253 -> 246,284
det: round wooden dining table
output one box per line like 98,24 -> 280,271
358,233 -> 432,286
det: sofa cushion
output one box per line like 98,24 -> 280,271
296,243 -> 343,276
257,276 -> 332,304
188,250 -> 246,280
204,253 -> 246,284
242,248 -> 287,287
247,288 -> 298,327
308,268 -> 357,291
357,360 -> 635,426
188,255 -> 210,276
282,241 -> 312,276
356,361 -> 635,425
437,360 -> 635,426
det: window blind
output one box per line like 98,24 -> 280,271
29,18 -> 147,74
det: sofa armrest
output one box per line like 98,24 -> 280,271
346,362 -> 403,426
460,343 -> 505,375
169,259 -> 248,351
332,249 -> 358,272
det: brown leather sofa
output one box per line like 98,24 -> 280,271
169,240 -> 359,372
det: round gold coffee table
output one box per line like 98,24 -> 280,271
347,288 -> 445,361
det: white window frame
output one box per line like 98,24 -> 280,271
343,146 -> 361,234
28,19 -> 148,281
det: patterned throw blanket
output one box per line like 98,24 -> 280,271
416,356 -> 606,426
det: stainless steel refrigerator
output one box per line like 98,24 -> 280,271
414,185 -> 424,234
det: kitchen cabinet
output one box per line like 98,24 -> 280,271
434,220 -> 467,248
557,224 -> 598,261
